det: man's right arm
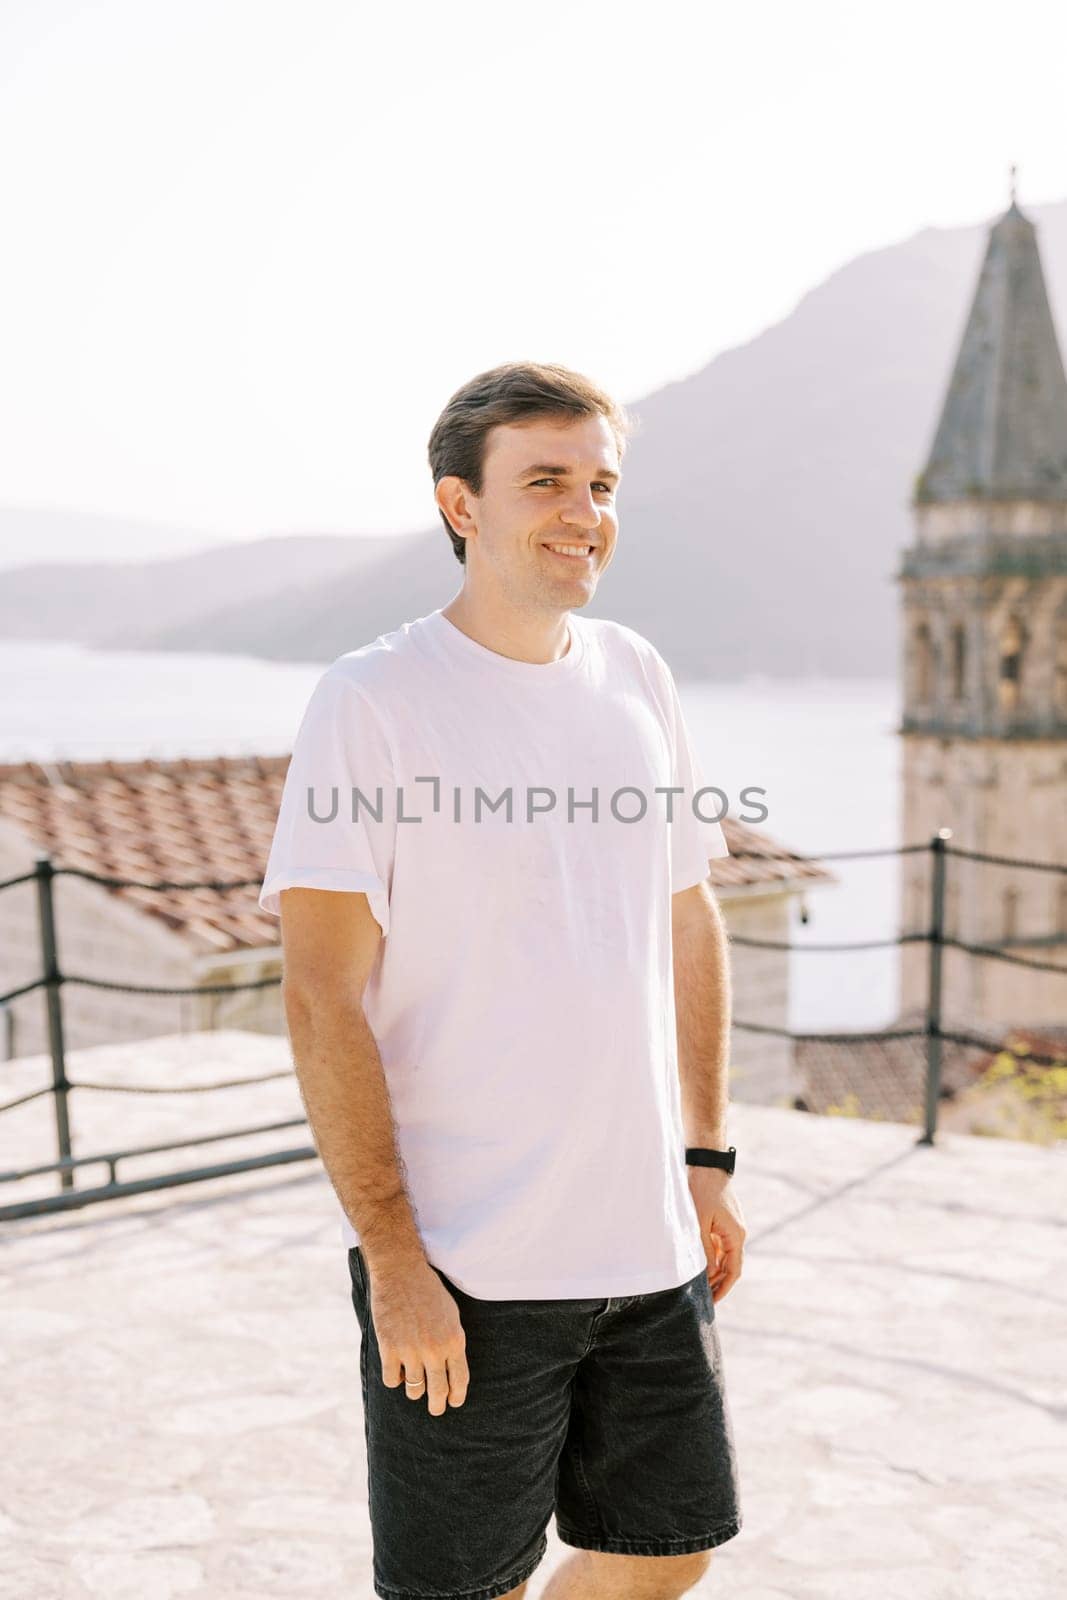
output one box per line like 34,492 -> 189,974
278,885 -> 426,1274
279,885 -> 470,1418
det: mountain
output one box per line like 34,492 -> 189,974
601,199 -> 1067,676
0,507 -> 228,571
137,202 -> 1067,678
100,532 -> 429,656
8,201 -> 1067,677
0,532 -> 412,646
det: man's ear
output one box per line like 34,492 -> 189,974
435,475 -> 477,540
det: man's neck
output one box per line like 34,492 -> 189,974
441,593 -> 572,666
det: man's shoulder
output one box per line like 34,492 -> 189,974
578,614 -> 669,677
324,612 -> 435,701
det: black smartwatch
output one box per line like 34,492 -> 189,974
685,1145 -> 736,1174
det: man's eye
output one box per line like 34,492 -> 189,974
528,479 -> 614,492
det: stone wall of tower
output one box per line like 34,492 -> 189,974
899,736 -> 1067,1032
901,568 -> 1067,739
897,197 -> 1067,1042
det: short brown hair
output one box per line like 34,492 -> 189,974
427,361 -> 632,565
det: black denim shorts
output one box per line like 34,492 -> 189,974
347,1246 -> 742,1600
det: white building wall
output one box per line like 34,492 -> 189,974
900,738 -> 1067,1033
719,889 -> 799,1107
0,843 -> 186,1057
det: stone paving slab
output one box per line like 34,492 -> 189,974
1,1032 -> 1065,1597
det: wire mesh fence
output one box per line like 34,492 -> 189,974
1,833 -> 1064,1220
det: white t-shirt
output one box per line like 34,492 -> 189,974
259,607 -> 729,1298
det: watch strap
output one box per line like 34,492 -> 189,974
685,1145 -> 736,1173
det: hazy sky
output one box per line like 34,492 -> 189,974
4,0 -> 1067,543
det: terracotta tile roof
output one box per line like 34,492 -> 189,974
0,755 -> 831,956
794,1017 -> 1067,1126
793,1031 -> 970,1125
707,816 -> 836,893
964,1026 -> 1067,1071
0,755 -> 289,957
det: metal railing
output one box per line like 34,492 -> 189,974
1,834 -> 1064,1221
0,855 -> 302,1219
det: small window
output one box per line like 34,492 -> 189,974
1055,618 -> 1067,717
914,623 -> 935,705
1002,886 -> 1019,943
950,624 -> 966,702
998,615 -> 1026,710
945,880 -> 960,937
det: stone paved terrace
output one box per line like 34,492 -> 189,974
1,1031 -> 1065,1600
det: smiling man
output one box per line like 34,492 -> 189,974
259,362 -> 744,1600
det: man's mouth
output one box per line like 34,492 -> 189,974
543,542 -> 595,561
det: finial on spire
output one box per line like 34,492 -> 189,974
1009,163 -> 1018,206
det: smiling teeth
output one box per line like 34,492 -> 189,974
546,544 -> 592,557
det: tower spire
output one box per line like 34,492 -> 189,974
915,198 -> 1067,503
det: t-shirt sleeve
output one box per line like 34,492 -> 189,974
258,668 -> 395,936
659,656 -> 730,892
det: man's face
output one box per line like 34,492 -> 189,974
447,413 -> 621,610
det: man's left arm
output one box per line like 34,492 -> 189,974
672,879 -> 746,1303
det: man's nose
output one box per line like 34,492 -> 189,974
559,492 -> 603,530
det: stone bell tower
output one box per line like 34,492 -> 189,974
898,186 -> 1067,1034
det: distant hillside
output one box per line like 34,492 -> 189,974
0,532 -> 411,646
0,506 -> 227,570
8,201 -> 1067,677
131,201 -> 1067,678
599,202 -> 1067,677
102,531 -> 429,656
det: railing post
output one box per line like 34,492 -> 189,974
919,828 -> 952,1146
34,854 -> 73,1189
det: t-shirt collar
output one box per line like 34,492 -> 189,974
423,608 -> 586,682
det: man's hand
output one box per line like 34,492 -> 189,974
687,1165 -> 746,1304
366,1256 -> 470,1416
